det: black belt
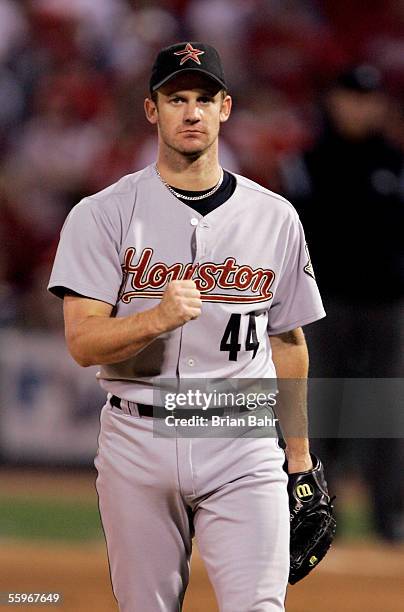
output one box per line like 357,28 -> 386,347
110,395 -> 250,419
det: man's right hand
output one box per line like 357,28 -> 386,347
154,280 -> 202,333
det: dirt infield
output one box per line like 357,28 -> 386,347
1,540 -> 404,612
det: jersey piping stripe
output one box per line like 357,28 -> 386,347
120,291 -> 272,303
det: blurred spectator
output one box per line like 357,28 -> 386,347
0,248 -> 18,328
108,2 -> 180,80
241,0 -> 348,103
225,86 -> 310,190
0,181 -> 46,287
0,0 -> 401,540
0,0 -> 28,64
282,64 -> 403,303
281,64 -> 404,541
0,1 -> 402,338
20,256 -> 63,331
0,67 -> 25,135
185,0 -> 255,86
3,65 -> 110,234
322,0 -> 404,91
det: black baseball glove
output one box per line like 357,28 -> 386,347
286,453 -> 336,585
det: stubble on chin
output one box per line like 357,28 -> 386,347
160,139 -> 206,159
179,145 -> 206,158
169,135 -> 217,159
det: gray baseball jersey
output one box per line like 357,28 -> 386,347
48,163 -> 325,403
48,163 -> 326,611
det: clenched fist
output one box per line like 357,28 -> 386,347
154,280 -> 202,333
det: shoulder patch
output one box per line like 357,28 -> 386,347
304,243 -> 315,279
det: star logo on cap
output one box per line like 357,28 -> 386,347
174,43 -> 205,66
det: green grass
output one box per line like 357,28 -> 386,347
337,504 -> 374,540
0,497 -> 103,542
0,495 -> 374,542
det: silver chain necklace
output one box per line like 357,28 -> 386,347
155,165 -> 224,201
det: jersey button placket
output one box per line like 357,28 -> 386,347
194,220 -> 209,260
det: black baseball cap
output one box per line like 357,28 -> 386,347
149,42 -> 227,93
334,64 -> 383,93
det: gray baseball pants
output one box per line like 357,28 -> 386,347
94,399 -> 289,611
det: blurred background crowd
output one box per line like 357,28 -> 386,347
0,0 -> 403,543
0,0 -> 403,328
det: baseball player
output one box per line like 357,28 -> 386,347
48,43 -> 326,611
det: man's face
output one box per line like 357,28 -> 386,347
145,73 -> 232,158
327,88 -> 387,139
